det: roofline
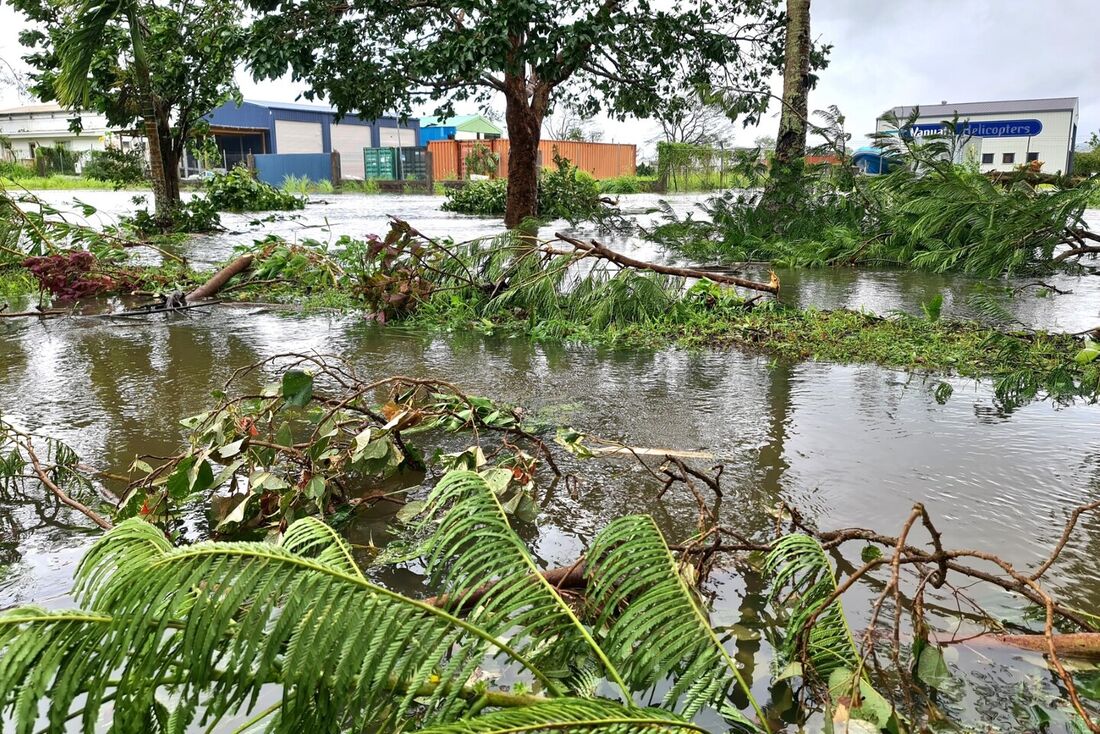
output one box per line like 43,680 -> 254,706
241,99 -> 411,123
880,96 -> 1079,119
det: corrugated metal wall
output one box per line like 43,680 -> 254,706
427,139 -> 636,180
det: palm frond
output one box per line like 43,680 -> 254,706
765,533 -> 860,682
586,515 -> 766,728
56,0 -> 132,107
0,516 -> 556,733
419,470 -> 631,699
417,699 -> 705,733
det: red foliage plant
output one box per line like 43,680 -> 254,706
22,251 -> 121,302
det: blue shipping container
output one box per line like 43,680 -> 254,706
419,126 -> 456,145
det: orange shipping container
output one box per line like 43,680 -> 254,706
427,139 -> 636,180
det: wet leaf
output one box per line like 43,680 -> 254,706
395,500 -> 427,524
281,369 -> 313,407
275,422 -> 294,449
217,438 -> 246,459
774,661 -> 803,682
1074,341 -> 1100,365
917,644 -> 950,690
479,467 -> 513,495
860,544 -> 883,563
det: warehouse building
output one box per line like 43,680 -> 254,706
876,97 -> 1079,175
203,100 -> 420,179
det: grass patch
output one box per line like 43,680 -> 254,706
0,175 -> 145,191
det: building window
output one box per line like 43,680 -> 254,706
1026,152 -> 1039,162
1002,153 -> 1015,164
981,153 -> 994,164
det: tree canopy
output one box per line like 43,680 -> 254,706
248,0 -> 790,225
10,0 -> 244,218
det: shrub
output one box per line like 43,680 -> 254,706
125,196 -> 222,234
1074,148 -> 1100,177
441,178 -> 508,215
205,167 -> 307,212
441,157 -> 605,220
0,160 -> 35,180
82,148 -> 148,187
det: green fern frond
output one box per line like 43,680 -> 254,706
765,533 -> 860,681
0,516 -> 557,733
416,699 -> 705,733
586,515 -> 767,729
420,470 -> 631,700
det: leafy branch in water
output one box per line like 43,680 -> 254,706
645,108 -> 1100,278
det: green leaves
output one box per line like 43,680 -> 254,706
915,644 -> 950,690
587,515 -> 767,726
281,368 -> 314,407
0,516 -> 557,733
1074,339 -> 1100,365
766,534 -> 860,681
417,699 -> 704,733
419,470 -> 628,699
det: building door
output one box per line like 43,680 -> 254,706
330,123 -> 373,179
378,127 -> 417,148
274,120 -> 323,154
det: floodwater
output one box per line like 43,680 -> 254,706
3,190 -> 1100,731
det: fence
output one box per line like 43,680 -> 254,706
250,152 -> 341,186
427,139 -> 636,180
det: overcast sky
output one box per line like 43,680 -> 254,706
0,0 -> 1096,157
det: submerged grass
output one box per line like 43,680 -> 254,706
408,297 -> 1097,406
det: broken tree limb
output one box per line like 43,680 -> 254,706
961,632 -> 1100,658
186,254 -> 254,303
554,232 -> 780,295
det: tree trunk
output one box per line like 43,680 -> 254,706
141,115 -> 174,221
503,78 -> 543,230
126,7 -> 178,226
762,0 -> 812,207
156,112 -> 181,204
773,0 -> 811,169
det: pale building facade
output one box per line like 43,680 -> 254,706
876,98 -> 1079,175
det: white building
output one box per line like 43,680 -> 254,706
876,97 -> 1079,175
0,102 -> 118,170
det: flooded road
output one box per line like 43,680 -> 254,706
29,188 -> 1100,332
3,189 -> 1100,730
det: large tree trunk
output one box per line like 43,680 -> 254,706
503,77 -> 543,229
762,0 -> 812,207
156,112 -> 181,205
141,115 -> 174,220
127,7 -> 178,226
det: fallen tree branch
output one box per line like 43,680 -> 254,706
186,255 -> 254,303
553,232 -> 780,295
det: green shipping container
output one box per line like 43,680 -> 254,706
364,148 -> 397,180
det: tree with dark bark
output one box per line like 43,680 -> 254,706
761,0 -> 813,206
10,0 -> 243,226
247,0 -> 787,228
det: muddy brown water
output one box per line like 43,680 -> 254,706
2,191 -> 1100,731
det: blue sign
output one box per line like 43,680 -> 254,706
907,119 -> 1043,138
